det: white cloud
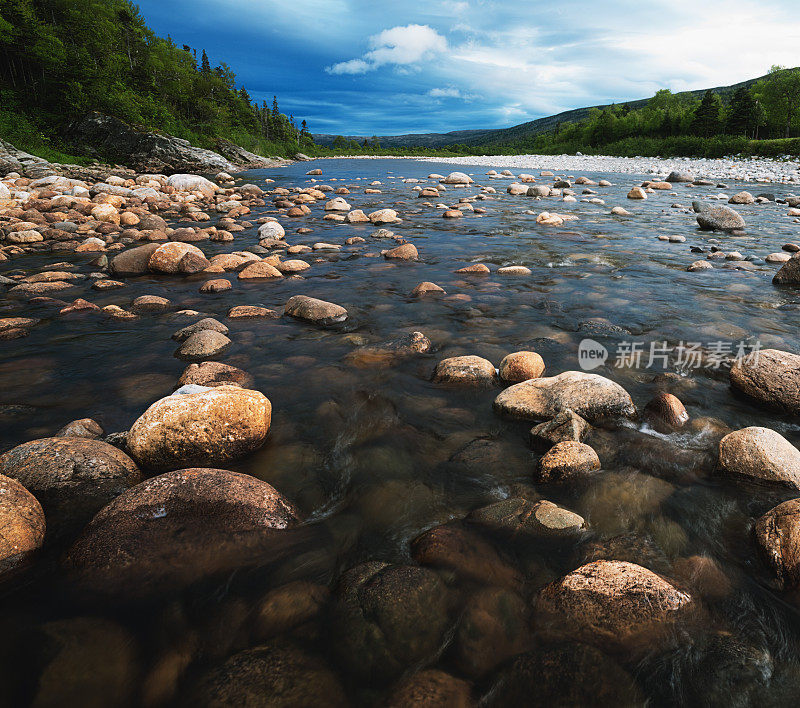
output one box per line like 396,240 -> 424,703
327,58 -> 372,75
326,24 -> 446,74
428,87 -> 461,98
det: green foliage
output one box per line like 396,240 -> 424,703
0,0 -> 312,160
754,65 -> 800,138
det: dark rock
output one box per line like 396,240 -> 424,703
64,468 -> 301,597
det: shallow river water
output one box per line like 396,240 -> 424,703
2,158 -> 800,706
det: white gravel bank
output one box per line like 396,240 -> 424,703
335,154 -> 800,184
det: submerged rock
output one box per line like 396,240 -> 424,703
65,468 -> 300,597
485,641 -> 643,707
386,669 -> 473,708
468,497 -> 586,541
329,562 -> 449,682
126,385 -> 271,471
642,392 -> 689,433
284,295 -> 347,325
193,641 -> 347,708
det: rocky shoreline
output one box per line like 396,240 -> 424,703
337,153 -> 800,184
2,159 -> 800,704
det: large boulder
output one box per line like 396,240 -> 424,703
754,498 -> 800,589
534,560 -> 693,652
0,438 -> 141,533
730,348 -> 800,412
127,386 -> 271,471
193,641 -> 347,707
215,138 -> 287,169
329,562 -> 450,682
110,243 -> 161,276
718,427 -> 800,489
64,468 -> 300,597
0,473 -> 45,578
494,371 -> 636,423
166,173 -> 219,197
69,112 -> 236,174
694,202 -> 745,231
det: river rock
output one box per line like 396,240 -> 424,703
0,438 -> 141,533
453,586 -> 531,678
442,172 -> 473,185
494,371 -> 636,423
411,523 -> 522,590
729,191 -> 755,204
410,281 -> 445,297
384,243 -> 418,260
64,468 -> 300,597
694,203 -> 745,231
55,418 -> 104,439
433,355 -> 497,386
485,642 -> 643,707
667,171 -> 694,182
718,427 -> 800,489
772,254 -> 800,285
0,473 -> 45,577
27,617 -> 138,708
175,330 -> 231,360
642,392 -> 689,433
195,642 -> 347,707
467,497 -> 586,541
537,441 -> 601,482
535,560 -> 694,652
172,317 -> 229,342
127,386 -> 271,471
498,351 -> 545,383
177,362 -> 253,389
529,409 -> 589,449
730,348 -> 800,412
329,562 -> 449,682
754,499 -> 800,589
109,243 -> 161,276
385,670 -> 473,708
284,295 -> 347,325
148,242 -> 209,274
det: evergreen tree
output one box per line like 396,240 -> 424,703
726,86 -> 758,136
200,49 -> 211,74
691,90 -> 723,137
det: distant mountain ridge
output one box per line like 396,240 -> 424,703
313,70 -> 783,148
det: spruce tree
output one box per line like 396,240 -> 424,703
691,90 -> 723,137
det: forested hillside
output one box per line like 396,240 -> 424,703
0,0 -> 313,162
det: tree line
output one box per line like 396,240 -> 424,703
0,0 -> 314,162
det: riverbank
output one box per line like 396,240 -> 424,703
330,153 -> 800,184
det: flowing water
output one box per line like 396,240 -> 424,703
2,158 -> 800,705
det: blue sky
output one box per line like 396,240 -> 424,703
135,0 -> 800,136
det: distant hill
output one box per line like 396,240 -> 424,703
313,70 -> 783,149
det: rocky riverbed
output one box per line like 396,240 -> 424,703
342,153 -> 800,184
2,157 -> 800,705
